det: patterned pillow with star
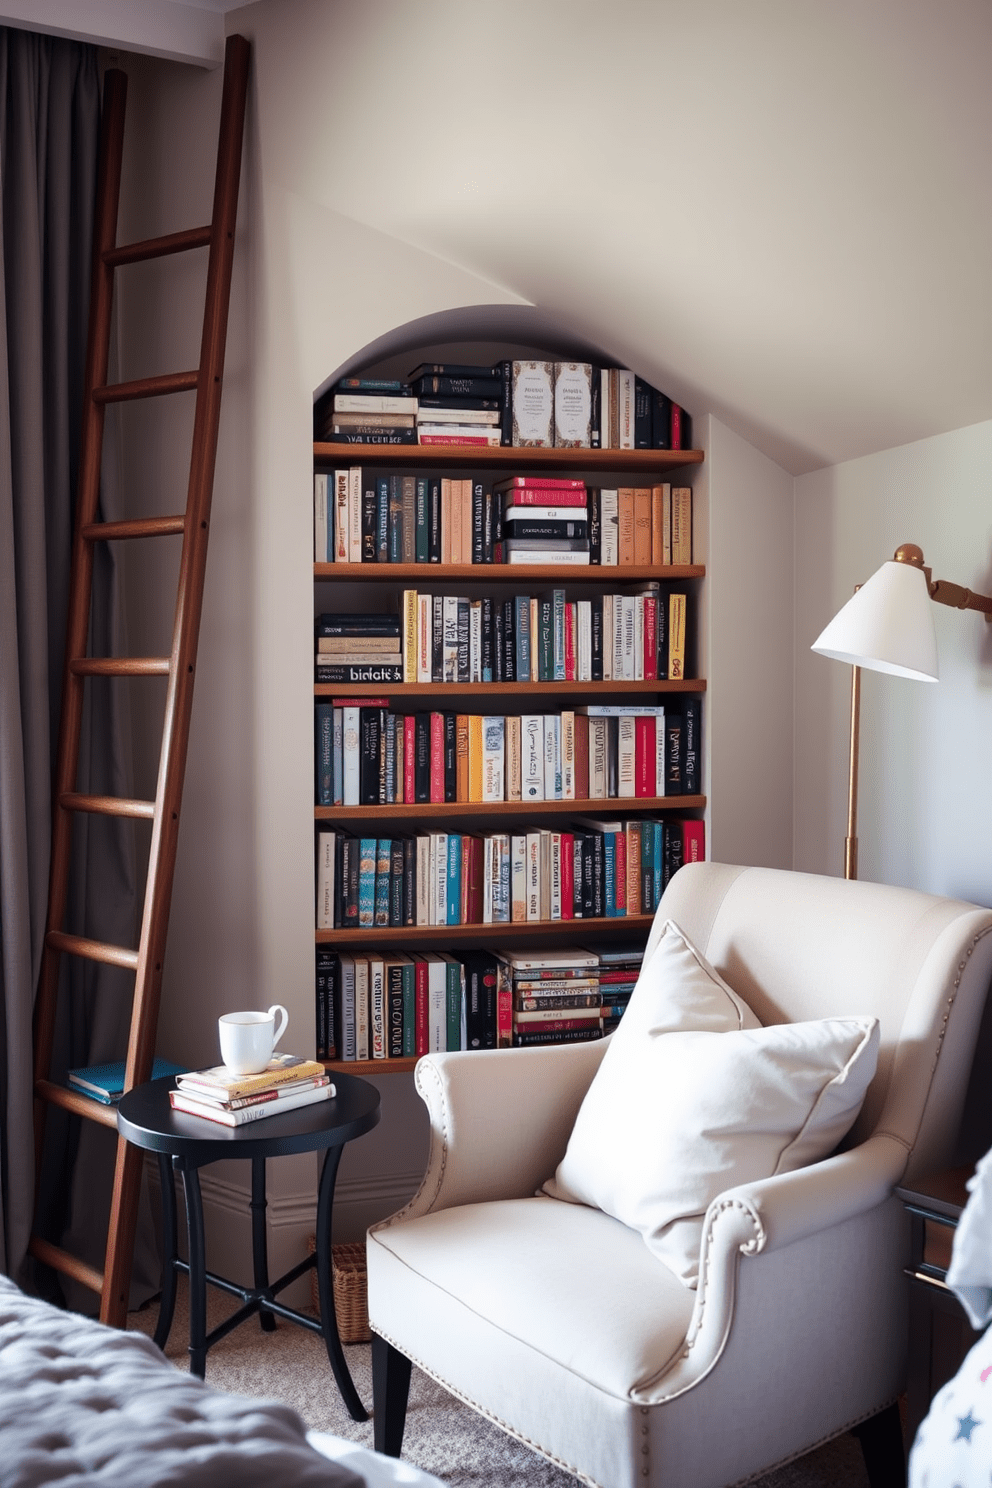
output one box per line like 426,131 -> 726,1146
909,1325 -> 992,1486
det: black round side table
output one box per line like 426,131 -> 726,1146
117,1072 -> 380,1419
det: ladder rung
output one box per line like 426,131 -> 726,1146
29,1235 -> 104,1296
104,224 -> 212,267
93,369 -> 198,404
70,656 -> 171,677
35,1078 -> 119,1128
46,930 -> 139,972
61,791 -> 156,821
81,514 -> 186,541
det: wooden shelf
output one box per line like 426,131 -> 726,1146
315,795 -> 705,823
314,678 -> 706,699
325,1056 -> 419,1075
316,915 -> 655,948
315,561 -> 705,583
314,443 -> 704,474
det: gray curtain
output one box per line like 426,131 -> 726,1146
0,27 -> 150,1305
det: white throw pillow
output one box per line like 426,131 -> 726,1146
543,922 -> 879,1287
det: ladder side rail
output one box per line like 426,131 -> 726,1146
101,35 -> 250,1326
32,69 -> 129,1168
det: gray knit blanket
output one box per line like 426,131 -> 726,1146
0,1275 -> 362,1486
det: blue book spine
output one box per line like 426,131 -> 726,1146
402,961 -> 416,1056
514,595 -> 531,681
651,821 -> 663,911
446,834 -> 462,926
415,475 -> 429,562
374,838 -> 392,926
604,832 -> 618,916
315,703 -> 334,805
332,706 -> 343,806
376,476 -> 390,562
358,837 -> 377,927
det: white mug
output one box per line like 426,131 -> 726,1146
218,1005 -> 289,1074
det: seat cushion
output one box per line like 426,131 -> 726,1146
368,1195 -> 694,1400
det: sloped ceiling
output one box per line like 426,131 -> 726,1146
4,0 -> 991,475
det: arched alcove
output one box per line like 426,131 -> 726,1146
313,303 -> 624,405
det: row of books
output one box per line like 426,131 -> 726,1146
315,944 -> 645,1062
315,702 -> 701,807
315,817 -> 703,931
168,1055 -> 334,1128
315,363 -> 692,452
314,586 -> 692,686
313,470 -> 692,569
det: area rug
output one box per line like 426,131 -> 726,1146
129,1280 -> 874,1486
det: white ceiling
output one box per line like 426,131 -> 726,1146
3,0 -> 990,475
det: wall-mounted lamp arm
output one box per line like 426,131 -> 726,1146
893,542 -> 992,621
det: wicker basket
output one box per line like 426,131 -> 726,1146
307,1237 -> 371,1344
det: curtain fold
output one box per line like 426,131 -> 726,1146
0,26 -> 151,1304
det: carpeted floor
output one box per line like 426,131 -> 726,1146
129,1279 -> 875,1486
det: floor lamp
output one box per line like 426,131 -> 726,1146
811,543 -> 992,880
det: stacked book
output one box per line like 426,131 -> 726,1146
317,378 -> 418,446
410,362 -> 506,447
168,1055 -> 333,1126
498,476 -> 590,565
68,1056 -> 185,1105
316,817 -> 703,931
314,700 -> 701,807
499,947 -> 604,1047
585,944 -> 645,1035
316,613 -> 402,685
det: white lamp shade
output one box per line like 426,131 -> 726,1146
811,560 -> 939,682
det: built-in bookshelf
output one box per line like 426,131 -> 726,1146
313,439 -> 706,1074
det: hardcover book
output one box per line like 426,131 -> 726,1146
511,361 -> 555,447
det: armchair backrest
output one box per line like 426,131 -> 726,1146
651,863 -> 992,1181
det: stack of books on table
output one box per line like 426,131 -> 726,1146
411,363 -> 506,447
497,476 -> 590,566
498,947 -> 604,1047
169,1055 -> 334,1126
315,612 -> 402,684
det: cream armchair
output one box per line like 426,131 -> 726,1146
367,864 -> 992,1488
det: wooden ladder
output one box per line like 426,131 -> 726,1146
30,34 -> 250,1327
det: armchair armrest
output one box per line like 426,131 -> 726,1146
381,1038 -> 609,1225
637,1132 -> 910,1404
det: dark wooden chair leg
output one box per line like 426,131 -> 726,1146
372,1331 -> 413,1458
852,1402 -> 906,1488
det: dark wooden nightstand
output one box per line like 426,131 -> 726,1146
896,1167 -> 980,1445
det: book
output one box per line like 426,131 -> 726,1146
511,361 -> 555,446
175,1055 -> 324,1100
170,1081 -> 335,1126
68,1056 -> 186,1105
171,1071 -> 331,1110
553,362 -> 593,447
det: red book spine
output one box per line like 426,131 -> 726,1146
634,717 -> 655,797
671,404 -> 683,450
565,603 -> 576,680
430,712 -> 445,803
513,1017 -> 601,1034
560,832 -> 574,918
415,960 -> 429,1056
496,964 -> 512,1048
494,487 -> 586,506
404,715 -> 416,802
682,819 -> 706,864
643,597 -> 658,680
418,432 -> 500,446
614,830 -> 627,913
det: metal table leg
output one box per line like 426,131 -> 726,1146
316,1144 -> 368,1421
180,1161 -> 208,1378
153,1152 -> 179,1350
251,1155 -> 276,1332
